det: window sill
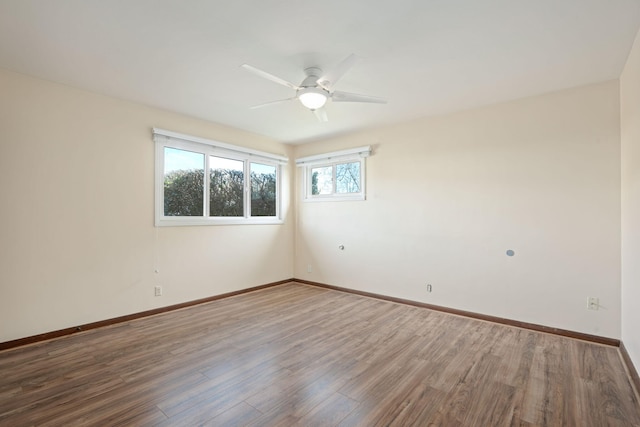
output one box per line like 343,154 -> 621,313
303,195 -> 365,202
155,217 -> 283,227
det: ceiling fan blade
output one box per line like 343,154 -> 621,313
317,54 -> 357,90
331,91 -> 387,104
241,64 -> 299,90
250,97 -> 296,109
312,108 -> 328,122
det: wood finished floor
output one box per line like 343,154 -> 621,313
1,283 -> 639,426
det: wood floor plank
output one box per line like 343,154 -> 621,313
202,401 -> 263,426
383,382 -> 449,426
295,392 -> 359,427
1,282 -> 638,426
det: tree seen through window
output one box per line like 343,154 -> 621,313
163,148 -> 277,217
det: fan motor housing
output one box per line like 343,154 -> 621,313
301,67 -> 322,87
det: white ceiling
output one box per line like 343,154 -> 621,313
1,1 -> 639,144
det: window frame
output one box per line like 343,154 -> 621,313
154,128 -> 287,226
296,146 -> 370,202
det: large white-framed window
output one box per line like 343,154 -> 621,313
154,128 -> 287,226
296,146 -> 370,201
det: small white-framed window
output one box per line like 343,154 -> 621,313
154,128 -> 287,226
296,146 -> 370,201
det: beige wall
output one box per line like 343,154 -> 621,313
621,28 -> 640,372
0,69 -> 294,343
0,66 -> 627,344
294,81 -> 622,338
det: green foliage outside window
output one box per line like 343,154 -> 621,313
311,171 -> 319,196
210,168 -> 244,216
251,169 -> 277,216
164,169 -> 276,217
164,169 -> 204,216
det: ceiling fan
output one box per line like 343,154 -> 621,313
241,54 -> 387,122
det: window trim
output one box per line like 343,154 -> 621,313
296,146 -> 370,202
153,128 -> 287,226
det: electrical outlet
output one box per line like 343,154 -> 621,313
426,284 -> 432,292
307,264 -> 312,273
155,286 -> 162,297
587,297 -> 599,310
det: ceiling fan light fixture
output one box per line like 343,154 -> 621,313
298,87 -> 328,110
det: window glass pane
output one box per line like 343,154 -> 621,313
336,162 -> 361,194
164,147 -> 204,216
311,166 -> 332,195
251,163 -> 277,217
210,156 -> 244,217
